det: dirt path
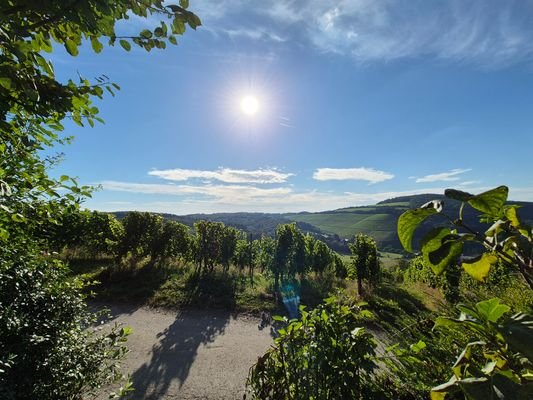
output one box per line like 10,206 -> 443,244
95,304 -> 273,400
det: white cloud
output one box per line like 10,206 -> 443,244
313,167 -> 394,184
218,28 -> 286,42
100,181 -> 292,198
196,0 -> 533,67
458,180 -> 482,187
148,167 -> 293,184
415,168 -> 471,183
97,180 -> 452,213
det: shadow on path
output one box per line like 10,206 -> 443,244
127,310 -> 231,399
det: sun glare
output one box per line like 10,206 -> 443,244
240,95 -> 259,116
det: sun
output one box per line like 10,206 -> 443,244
240,95 -> 259,116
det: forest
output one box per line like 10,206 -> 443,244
1,1 -> 533,400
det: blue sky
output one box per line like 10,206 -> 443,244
51,0 -> 533,214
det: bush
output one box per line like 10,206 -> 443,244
246,294 -> 381,400
0,249 -> 130,399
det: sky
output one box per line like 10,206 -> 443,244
51,0 -> 533,214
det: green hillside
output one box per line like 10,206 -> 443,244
286,194 -> 533,253
114,194 -> 533,255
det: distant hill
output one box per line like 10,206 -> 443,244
113,194 -> 533,255
286,194 -> 533,253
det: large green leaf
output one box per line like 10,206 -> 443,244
475,298 -> 510,323
445,189 -> 473,202
505,205 -> 531,237
421,228 -> 463,275
497,313 -> 533,363
462,253 -> 498,282
467,186 -> 508,217
397,208 -> 438,252
458,377 -> 494,399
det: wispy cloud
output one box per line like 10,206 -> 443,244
98,180 -> 444,213
313,167 -> 394,184
100,181 -> 292,198
415,168 -> 471,183
217,28 -> 286,42
458,180 -> 482,187
195,0 -> 533,68
148,167 -> 293,184
95,180 -> 533,214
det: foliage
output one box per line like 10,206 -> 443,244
155,220 -> 191,261
246,295 -> 380,400
118,211 -> 164,261
193,220 -> 225,272
219,225 -> 239,271
397,186 -> 532,288
404,256 -> 461,304
0,249 -> 130,399
309,238 -> 334,276
431,298 -> 533,399
398,186 -> 533,399
0,1 -> 200,398
349,233 -> 380,295
257,235 -> 276,272
333,253 -> 348,279
44,209 -> 124,256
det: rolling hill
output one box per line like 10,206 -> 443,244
114,194 -> 533,255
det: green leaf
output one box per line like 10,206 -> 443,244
462,253 -> 498,282
35,54 -> 54,76
91,37 -> 103,53
0,228 -> 9,241
187,12 -> 202,29
421,228 -> 463,275
172,19 -> 186,34
475,298 -> 510,323
180,0 -> 190,8
505,205 -> 530,237
497,313 -> 533,363
397,208 -> 438,252
140,29 -> 153,39
119,40 -> 131,51
410,340 -> 426,354
468,186 -> 508,217
431,375 -> 459,399
445,188 -> 473,202
11,213 -> 26,223
168,35 -> 177,45
65,39 -> 79,56
458,377 -> 492,399
430,392 -> 447,400
0,77 -> 13,89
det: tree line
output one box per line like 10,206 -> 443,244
43,210 -> 382,289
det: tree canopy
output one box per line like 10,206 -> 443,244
0,2 -> 200,398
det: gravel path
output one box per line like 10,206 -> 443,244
95,304 -> 274,400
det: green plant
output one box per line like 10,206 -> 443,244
431,298 -> 533,399
0,1 -> 200,398
397,186 -> 532,287
349,233 -> 380,295
246,295 -> 379,400
398,186 -> 533,399
0,249 -> 131,399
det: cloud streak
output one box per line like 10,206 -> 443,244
313,167 -> 394,183
98,180 -> 449,213
148,167 -> 293,184
415,168 -> 471,183
196,0 -> 533,68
